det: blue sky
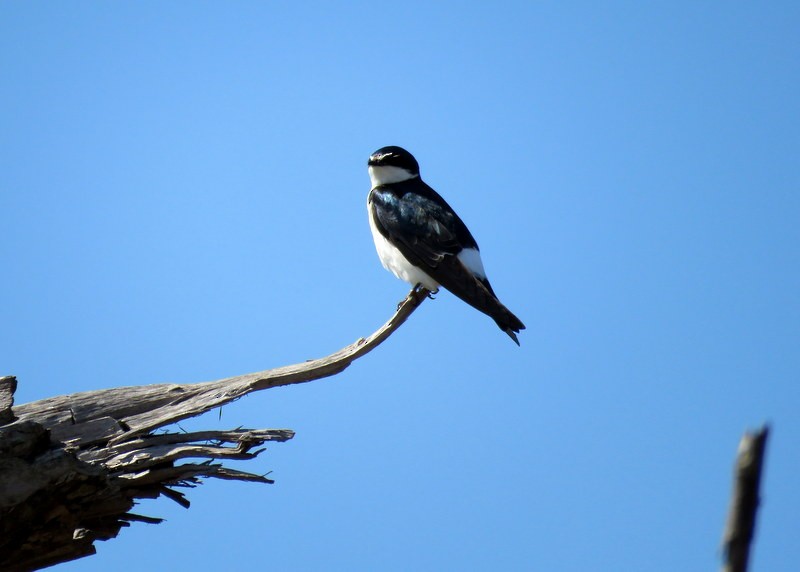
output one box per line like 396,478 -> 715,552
1,2 -> 798,570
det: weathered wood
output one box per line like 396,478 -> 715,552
0,376 -> 16,425
0,288 -> 427,571
0,419 -> 48,458
13,287 -> 427,444
721,425 -> 770,572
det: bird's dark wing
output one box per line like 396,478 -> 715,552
370,184 -> 525,343
369,184 -> 463,268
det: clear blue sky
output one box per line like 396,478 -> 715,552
2,3 -> 798,571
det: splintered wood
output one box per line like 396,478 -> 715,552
0,288 -> 428,570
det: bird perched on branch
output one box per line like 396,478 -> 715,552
367,145 -> 525,345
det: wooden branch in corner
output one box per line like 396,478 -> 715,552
13,287 -> 428,444
0,288 -> 428,571
721,425 -> 770,572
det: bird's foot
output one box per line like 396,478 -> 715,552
412,283 -> 438,295
397,284 -> 436,309
414,283 -> 439,299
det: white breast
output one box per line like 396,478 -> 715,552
368,201 -> 439,291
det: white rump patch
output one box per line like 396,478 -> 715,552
457,247 -> 486,278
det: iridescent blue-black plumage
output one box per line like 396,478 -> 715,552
367,145 -> 421,175
369,180 -> 475,263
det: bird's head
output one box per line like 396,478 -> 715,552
368,146 -> 420,188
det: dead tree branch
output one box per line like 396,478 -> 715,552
721,425 -> 770,572
0,288 -> 428,571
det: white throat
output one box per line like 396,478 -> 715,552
369,165 -> 417,188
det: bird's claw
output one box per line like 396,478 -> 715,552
415,283 -> 439,299
397,284 -> 435,309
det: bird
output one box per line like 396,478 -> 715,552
367,145 -> 526,345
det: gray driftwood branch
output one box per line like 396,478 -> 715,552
721,425 -> 770,572
0,288 -> 428,571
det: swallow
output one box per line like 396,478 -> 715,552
367,146 -> 525,344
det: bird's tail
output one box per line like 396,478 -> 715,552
442,271 -> 525,345
493,308 -> 525,346
477,277 -> 525,345
476,294 -> 525,346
